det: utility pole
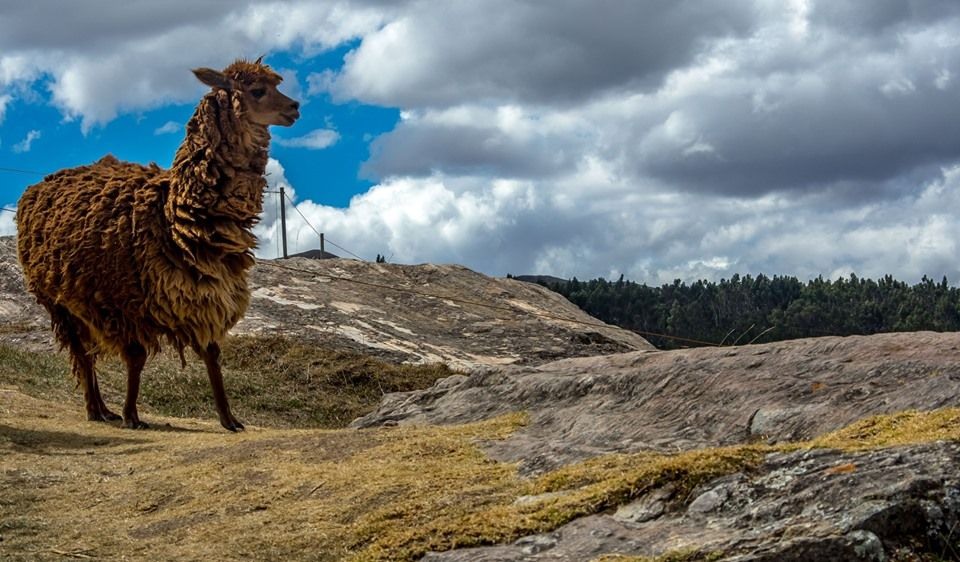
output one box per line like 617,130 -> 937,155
320,232 -> 325,256
279,186 -> 288,258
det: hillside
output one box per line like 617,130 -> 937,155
0,236 -> 653,366
3,332 -> 960,561
1,235 -> 959,560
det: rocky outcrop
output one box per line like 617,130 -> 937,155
353,331 -> 960,560
355,331 -> 960,471
0,236 -> 652,365
242,257 -> 653,367
423,442 -> 960,561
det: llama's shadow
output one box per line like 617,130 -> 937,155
144,421 -> 205,434
0,423 -> 148,455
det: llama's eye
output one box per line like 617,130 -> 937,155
250,88 -> 267,99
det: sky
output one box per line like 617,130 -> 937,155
2,1 -> 960,284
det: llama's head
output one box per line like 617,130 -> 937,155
192,57 -> 300,127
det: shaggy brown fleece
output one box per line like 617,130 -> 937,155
16,58 -> 300,431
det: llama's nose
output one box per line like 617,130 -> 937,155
290,100 -> 300,110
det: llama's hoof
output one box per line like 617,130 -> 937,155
123,419 -> 149,430
222,419 -> 245,432
88,410 -> 122,422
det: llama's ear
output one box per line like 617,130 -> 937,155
192,67 -> 230,91
254,55 -> 264,65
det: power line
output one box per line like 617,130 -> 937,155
280,189 -> 366,261
323,237 -> 365,261
0,166 -> 45,176
257,259 -> 722,348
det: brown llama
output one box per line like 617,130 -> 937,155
16,58 -> 300,431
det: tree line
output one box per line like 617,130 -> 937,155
533,273 -> 960,349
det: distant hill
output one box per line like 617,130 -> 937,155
287,248 -> 339,260
512,274 -> 568,285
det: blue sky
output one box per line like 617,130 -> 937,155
0,44 -> 399,209
3,1 -> 960,283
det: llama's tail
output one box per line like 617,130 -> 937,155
47,304 -> 97,386
47,304 -> 74,352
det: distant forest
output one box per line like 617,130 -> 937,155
533,274 -> 960,349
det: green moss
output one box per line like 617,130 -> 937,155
808,408 -> 960,450
349,407 -> 960,561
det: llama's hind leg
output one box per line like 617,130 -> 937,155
121,342 -> 149,429
195,342 -> 244,432
56,307 -> 120,422
72,351 -> 120,422
89,368 -> 121,422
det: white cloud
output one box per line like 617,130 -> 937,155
254,161 -> 541,268
347,4 -> 960,202
153,120 -> 180,135
275,128 -> 340,150
935,68 -> 952,89
0,1 -> 391,132
0,205 -> 15,236
0,94 -> 10,123
12,129 -> 40,153
252,157 -> 960,284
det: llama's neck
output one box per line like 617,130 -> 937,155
166,90 -> 270,268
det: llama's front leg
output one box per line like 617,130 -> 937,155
121,342 -> 149,429
198,342 -> 244,432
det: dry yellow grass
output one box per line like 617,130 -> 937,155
3,338 -> 960,561
1,389 -> 525,561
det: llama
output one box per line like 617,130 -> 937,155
16,58 -> 300,431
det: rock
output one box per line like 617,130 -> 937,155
355,331 -> 960,472
423,442 -> 960,561
726,530 -> 888,561
613,484 -> 675,524
748,405 -> 822,440
688,487 -> 729,514
514,533 -> 559,555
356,331 -> 960,560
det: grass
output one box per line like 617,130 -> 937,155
0,334 -> 456,428
2,336 -> 960,561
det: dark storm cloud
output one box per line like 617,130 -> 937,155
808,0 -> 960,33
633,7 -> 960,197
636,76 -> 960,197
327,0 -> 759,107
0,1 -> 240,51
342,1 -> 960,202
